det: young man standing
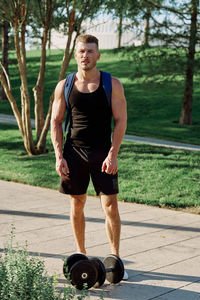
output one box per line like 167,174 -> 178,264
51,35 -> 127,279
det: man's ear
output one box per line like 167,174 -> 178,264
97,51 -> 101,60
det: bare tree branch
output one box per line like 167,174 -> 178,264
0,62 -> 11,91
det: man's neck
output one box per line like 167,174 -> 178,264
76,68 -> 100,82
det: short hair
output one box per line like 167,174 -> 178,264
75,34 -> 99,49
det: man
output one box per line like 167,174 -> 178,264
51,34 -> 128,279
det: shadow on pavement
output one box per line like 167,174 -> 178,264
1,209 -> 200,233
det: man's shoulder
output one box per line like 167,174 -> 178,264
54,79 -> 66,99
111,77 -> 123,89
56,79 -> 66,90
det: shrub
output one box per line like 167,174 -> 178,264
0,235 -> 90,300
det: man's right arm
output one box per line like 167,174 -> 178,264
51,79 -> 69,178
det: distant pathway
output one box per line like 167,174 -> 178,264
0,113 -> 35,128
1,113 -> 200,152
124,134 -> 200,152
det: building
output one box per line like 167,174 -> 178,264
50,20 -> 141,50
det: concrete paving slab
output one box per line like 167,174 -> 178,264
0,215 -> 69,236
156,282 -> 200,300
0,179 -> 200,300
25,237 -> 76,255
124,244 -> 200,273
0,223 -> 73,247
0,210 -> 70,226
177,236 -> 200,250
118,229 -> 200,258
155,287 -> 200,300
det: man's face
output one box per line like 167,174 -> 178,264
75,42 -> 100,71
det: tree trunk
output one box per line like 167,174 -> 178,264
14,22 -> 36,155
33,0 -> 52,145
0,69 -> 24,138
118,12 -> 123,48
36,92 -> 54,153
179,0 -> 199,125
143,7 -> 151,47
48,28 -> 51,49
59,8 -> 76,80
33,26 -> 48,143
1,19 -> 9,100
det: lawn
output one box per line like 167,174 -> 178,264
0,47 -> 200,209
1,47 -> 200,144
1,123 -> 200,209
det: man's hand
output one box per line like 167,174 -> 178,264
56,158 -> 69,178
101,156 -> 118,175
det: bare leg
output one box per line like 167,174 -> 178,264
100,194 -> 121,256
70,194 -> 87,255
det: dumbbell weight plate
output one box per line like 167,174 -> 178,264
103,254 -> 124,284
90,257 -> 106,288
63,253 -> 88,278
70,260 -> 98,290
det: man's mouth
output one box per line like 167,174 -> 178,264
81,60 -> 89,64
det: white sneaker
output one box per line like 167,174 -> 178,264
123,270 -> 128,281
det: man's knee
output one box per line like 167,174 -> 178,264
70,194 -> 86,214
101,194 -> 119,218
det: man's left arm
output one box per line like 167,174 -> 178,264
102,77 -> 127,175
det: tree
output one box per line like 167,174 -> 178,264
0,0 -> 104,155
179,0 -> 199,125
104,0 -> 164,49
0,0 -> 36,155
142,4 -> 151,47
144,0 -> 199,125
131,0 -> 164,47
104,0 -> 140,48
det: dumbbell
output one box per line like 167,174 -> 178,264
63,253 -> 98,290
90,254 -> 124,288
63,253 -> 124,290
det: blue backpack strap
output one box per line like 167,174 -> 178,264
101,71 -> 112,107
64,72 -> 76,131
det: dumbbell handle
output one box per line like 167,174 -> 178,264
105,267 -> 113,272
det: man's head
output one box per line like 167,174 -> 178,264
75,34 -> 100,71
75,34 -> 99,50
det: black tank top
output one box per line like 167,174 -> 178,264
66,71 -> 112,149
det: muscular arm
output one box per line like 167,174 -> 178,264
102,77 -> 127,174
51,80 -> 69,178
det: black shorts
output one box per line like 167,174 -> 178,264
59,143 -> 119,196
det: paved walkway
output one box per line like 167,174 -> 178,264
124,135 -> 200,152
1,180 -> 200,299
1,113 -> 200,152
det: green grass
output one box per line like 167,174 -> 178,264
1,47 -> 200,209
1,124 -> 200,209
1,47 -> 200,145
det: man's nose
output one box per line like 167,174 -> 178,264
82,51 -> 88,57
